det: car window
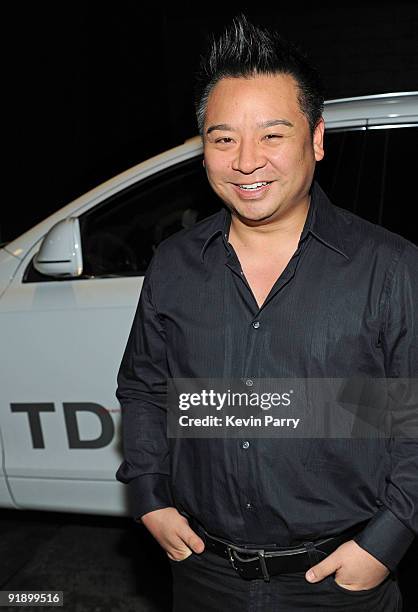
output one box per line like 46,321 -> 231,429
315,125 -> 417,244
380,126 -> 418,241
79,156 -> 221,277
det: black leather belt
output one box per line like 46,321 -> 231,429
186,515 -> 369,582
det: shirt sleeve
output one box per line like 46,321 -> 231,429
114,251 -> 174,522
353,241 -> 418,571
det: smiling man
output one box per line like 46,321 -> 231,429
202,72 -> 324,310
115,14 -> 417,611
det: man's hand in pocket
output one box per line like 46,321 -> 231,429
140,507 -> 205,561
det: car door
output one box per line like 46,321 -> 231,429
0,155 -> 220,515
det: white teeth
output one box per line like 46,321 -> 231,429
237,182 -> 269,190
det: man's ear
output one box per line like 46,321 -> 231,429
313,118 -> 325,162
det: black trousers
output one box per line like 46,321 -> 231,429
169,548 -> 402,611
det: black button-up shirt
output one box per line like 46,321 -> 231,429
115,181 -> 417,571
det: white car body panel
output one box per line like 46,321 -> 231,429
0,269 -> 142,513
0,92 -> 417,515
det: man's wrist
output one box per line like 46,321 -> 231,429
128,474 -> 174,521
353,507 -> 415,571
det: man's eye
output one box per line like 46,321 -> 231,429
215,137 -> 233,144
265,134 -> 282,140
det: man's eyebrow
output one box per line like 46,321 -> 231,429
206,123 -> 232,135
259,119 -> 294,129
206,118 -> 294,135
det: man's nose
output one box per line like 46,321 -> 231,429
231,140 -> 267,174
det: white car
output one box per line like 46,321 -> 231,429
0,92 -> 417,516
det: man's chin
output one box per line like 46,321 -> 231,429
231,206 -> 277,225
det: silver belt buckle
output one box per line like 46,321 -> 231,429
226,545 -> 239,571
257,550 -> 270,582
227,546 -> 271,582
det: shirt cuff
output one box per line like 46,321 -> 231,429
352,506 -> 415,571
127,474 -> 174,522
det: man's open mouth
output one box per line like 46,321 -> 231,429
234,181 -> 272,191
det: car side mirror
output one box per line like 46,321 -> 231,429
33,218 -> 83,277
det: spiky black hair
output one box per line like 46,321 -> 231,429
194,13 -> 324,135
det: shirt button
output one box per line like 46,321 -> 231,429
252,321 -> 260,329
245,502 -> 253,510
245,379 -> 253,386
242,441 -> 250,449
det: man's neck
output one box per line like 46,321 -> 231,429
228,196 -> 311,254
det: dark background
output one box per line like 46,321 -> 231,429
5,2 -> 418,244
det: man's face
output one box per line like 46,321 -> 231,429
202,73 -> 324,224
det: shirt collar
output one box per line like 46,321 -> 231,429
199,180 -> 350,263
308,181 -> 350,259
